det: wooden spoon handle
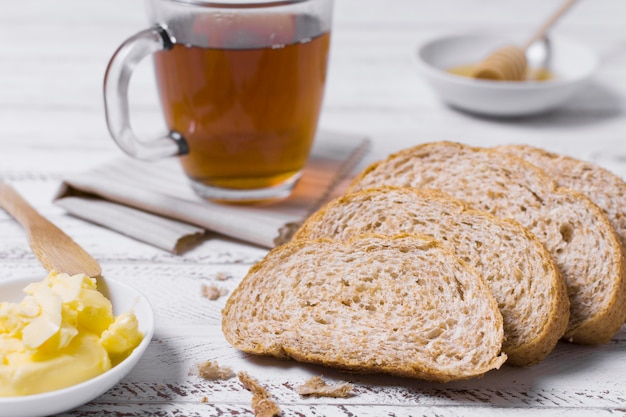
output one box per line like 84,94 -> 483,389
0,182 -> 44,228
523,0 -> 577,50
0,182 -> 102,277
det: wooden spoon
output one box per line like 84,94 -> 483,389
0,182 -> 102,277
472,0 -> 577,81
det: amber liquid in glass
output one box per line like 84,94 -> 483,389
154,22 -> 330,192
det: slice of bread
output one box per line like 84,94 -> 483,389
494,144 -> 626,250
348,141 -> 626,345
222,234 -> 507,382
294,187 -> 569,366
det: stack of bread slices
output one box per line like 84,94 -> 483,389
222,141 -> 626,382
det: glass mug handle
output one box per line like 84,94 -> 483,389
103,25 -> 188,160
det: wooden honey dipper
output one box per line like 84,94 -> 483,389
472,0 -> 577,81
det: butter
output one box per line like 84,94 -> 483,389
0,271 -> 143,397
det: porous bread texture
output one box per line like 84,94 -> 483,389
294,187 -> 569,366
222,234 -> 507,382
494,144 -> 626,250
348,141 -> 626,345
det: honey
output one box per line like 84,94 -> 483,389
447,63 -> 555,82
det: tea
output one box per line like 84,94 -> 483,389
154,24 -> 331,194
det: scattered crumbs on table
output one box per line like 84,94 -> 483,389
195,360 -> 236,380
296,375 -> 355,398
238,371 -> 282,417
201,283 -> 229,300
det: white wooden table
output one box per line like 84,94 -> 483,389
2,0 -> 626,415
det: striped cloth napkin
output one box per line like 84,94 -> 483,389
54,131 -> 369,253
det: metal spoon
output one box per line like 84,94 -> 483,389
0,182 -> 101,277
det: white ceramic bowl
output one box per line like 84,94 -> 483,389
415,33 -> 598,117
0,276 -> 155,417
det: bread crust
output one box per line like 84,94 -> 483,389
222,233 -> 507,382
495,144 -> 626,250
294,186 -> 569,366
348,141 -> 626,344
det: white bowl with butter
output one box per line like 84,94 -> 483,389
415,33 -> 597,117
0,274 -> 154,417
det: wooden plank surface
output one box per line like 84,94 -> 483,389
2,0 -> 626,415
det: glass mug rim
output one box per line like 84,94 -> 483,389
155,0 -> 312,9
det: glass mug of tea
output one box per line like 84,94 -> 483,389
104,0 -> 333,203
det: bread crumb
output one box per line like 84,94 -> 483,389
296,376 -> 354,398
201,396 -> 208,403
238,371 -> 281,417
196,360 -> 235,380
201,283 -> 228,300
216,271 -> 231,281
